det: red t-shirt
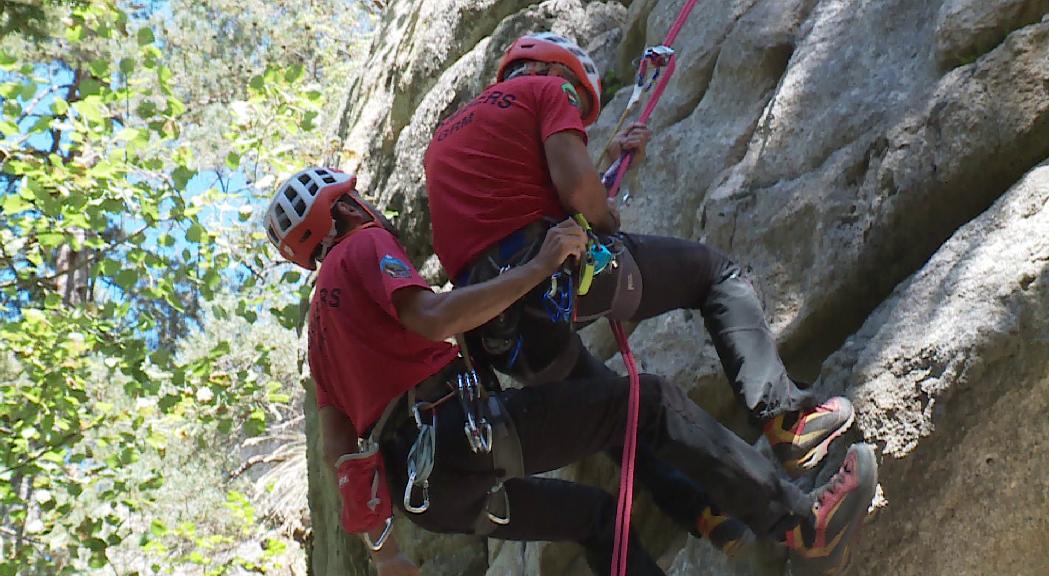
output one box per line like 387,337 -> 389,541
424,75 -> 587,279
308,226 -> 459,435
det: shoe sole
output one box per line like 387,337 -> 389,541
796,406 -> 856,472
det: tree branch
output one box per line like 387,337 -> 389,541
14,83 -> 72,126
0,225 -> 149,290
227,452 -> 291,480
0,430 -> 81,476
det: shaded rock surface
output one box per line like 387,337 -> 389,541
306,0 -> 1049,574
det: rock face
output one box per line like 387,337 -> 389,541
814,161 -> 1049,576
308,0 -> 1049,574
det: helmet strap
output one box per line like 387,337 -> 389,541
315,220 -> 381,264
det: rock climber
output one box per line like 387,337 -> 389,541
263,166 -> 877,575
423,32 -> 872,573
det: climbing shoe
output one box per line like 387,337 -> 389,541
694,506 -> 754,557
786,443 -> 878,576
764,396 -> 855,476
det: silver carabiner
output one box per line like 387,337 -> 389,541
457,372 -> 474,404
363,517 -> 394,551
478,419 -> 493,453
412,403 -> 425,429
486,484 -> 511,526
645,45 -> 675,66
403,475 -> 430,514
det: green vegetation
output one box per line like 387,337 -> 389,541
0,1 -> 374,573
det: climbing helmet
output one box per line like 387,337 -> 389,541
497,32 -> 602,125
263,167 -> 380,270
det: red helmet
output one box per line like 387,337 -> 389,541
497,32 -> 602,126
264,167 -> 380,270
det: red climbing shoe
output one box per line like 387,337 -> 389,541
786,443 -> 878,575
695,505 -> 755,557
764,396 -> 855,476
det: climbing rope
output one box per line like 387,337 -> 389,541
606,1 -> 699,574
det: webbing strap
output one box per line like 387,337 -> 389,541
366,394 -> 404,445
607,2 -> 700,574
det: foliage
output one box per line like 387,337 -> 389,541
0,0 -> 373,573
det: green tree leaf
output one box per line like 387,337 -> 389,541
136,27 -> 155,46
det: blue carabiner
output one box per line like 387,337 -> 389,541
542,272 -> 574,323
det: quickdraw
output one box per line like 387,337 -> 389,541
403,403 -> 437,514
598,45 -> 676,172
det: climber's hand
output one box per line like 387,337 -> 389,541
608,122 -> 652,164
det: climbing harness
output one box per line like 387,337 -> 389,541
603,1 -> 700,574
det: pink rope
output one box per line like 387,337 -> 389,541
607,2 -> 700,575
664,0 -> 700,47
609,319 -> 641,574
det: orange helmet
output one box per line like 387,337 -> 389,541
264,167 -> 380,270
497,32 -> 602,126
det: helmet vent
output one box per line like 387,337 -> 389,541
584,62 -> 596,74
322,175 -> 336,184
300,229 -> 313,242
275,205 -> 291,230
293,197 -> 307,216
297,174 -> 311,185
307,181 -> 319,195
284,187 -> 296,201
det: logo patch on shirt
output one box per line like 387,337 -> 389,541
380,255 -> 411,279
561,82 -> 580,107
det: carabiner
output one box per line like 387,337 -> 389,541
363,517 -> 394,551
403,475 -> 430,514
644,45 -> 675,67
